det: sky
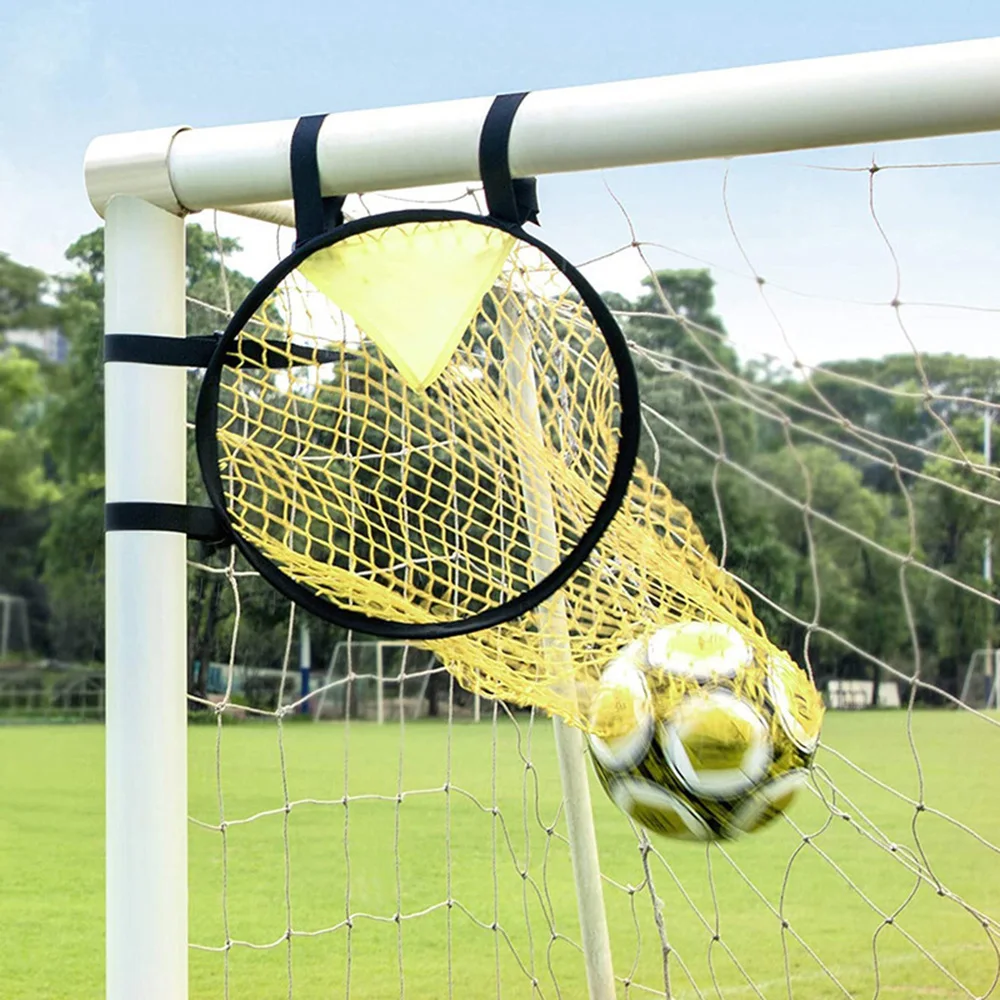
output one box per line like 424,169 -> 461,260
2,0 -> 999,367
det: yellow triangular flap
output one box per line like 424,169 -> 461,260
298,219 -> 516,390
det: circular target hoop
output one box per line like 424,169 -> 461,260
195,208 -> 640,640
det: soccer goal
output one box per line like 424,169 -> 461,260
0,592 -> 30,659
312,639 -> 442,723
90,37 -> 1000,1000
960,649 -> 1000,711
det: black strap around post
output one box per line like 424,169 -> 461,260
478,92 -> 539,227
104,333 -> 220,368
104,333 -> 343,370
105,501 -> 230,545
291,114 -> 346,247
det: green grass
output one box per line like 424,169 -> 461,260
2,711 -> 999,998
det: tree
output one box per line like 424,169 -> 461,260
0,350 -> 56,510
773,353 -> 1000,490
44,233 -> 105,484
911,416 -> 1000,689
0,254 -> 53,332
612,269 -> 784,640
14,229 -> 1000,709
40,477 -> 105,662
0,250 -> 59,510
37,222 -> 271,666
619,270 -> 755,498
185,225 -> 255,337
627,270 -> 738,369
0,348 -> 58,655
34,231 -> 108,659
0,252 -> 61,656
749,444 -> 913,682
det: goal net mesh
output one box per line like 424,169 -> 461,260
184,140 -> 1000,999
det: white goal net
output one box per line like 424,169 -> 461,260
175,129 -> 1000,1000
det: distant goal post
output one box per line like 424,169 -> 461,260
960,648 -> 1000,710
89,36 -> 1000,1000
311,639 -> 476,724
826,679 -> 902,710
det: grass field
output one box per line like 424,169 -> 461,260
2,710 -> 999,998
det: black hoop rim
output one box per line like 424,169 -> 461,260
195,208 -> 640,640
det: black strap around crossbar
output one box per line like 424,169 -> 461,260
478,92 -> 539,227
291,114 -> 346,247
105,502 -> 229,543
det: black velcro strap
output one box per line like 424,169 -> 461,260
237,340 -> 343,369
105,502 -> 229,543
478,92 -> 539,227
291,114 -> 346,248
105,333 -> 343,370
104,334 -> 219,368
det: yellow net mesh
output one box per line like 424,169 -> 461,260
212,217 -> 790,733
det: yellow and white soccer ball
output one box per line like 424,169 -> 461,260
587,622 -> 823,841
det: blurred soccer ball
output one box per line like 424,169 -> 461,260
587,622 -> 823,841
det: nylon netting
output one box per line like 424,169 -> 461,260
209,215 -> 786,733
185,148 -> 1000,999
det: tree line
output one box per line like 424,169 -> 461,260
1,230 -> 997,701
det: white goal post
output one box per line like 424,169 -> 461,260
90,37 -> 1000,1000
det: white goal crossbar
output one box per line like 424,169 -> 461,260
90,36 -> 1000,1000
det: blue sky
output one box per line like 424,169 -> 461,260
2,0 -> 999,364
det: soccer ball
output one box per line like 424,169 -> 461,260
587,622 -> 823,841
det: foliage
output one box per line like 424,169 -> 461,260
748,444 -> 914,671
185,224 -> 256,337
0,250 -> 59,515
0,223 -> 296,669
611,268 -> 991,692
0,350 -> 57,510
40,475 -> 105,662
911,416 -> 1000,680
0,253 -> 53,332
1,235 -> 996,697
0,505 -> 49,652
